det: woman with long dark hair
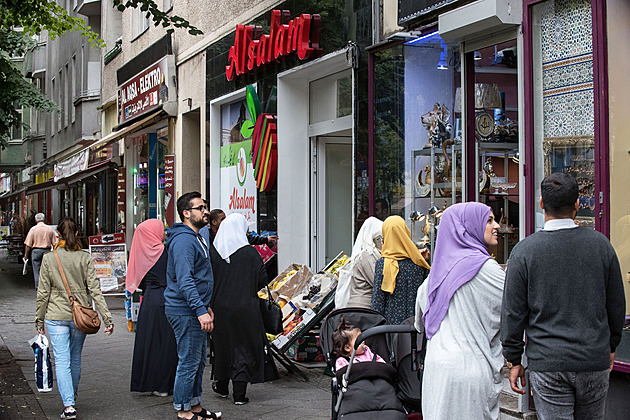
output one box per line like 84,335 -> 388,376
35,217 -> 114,419
128,219 -> 177,396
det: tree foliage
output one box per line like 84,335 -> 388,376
0,0 -> 202,148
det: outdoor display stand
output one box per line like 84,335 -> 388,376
262,252 -> 349,381
88,233 -> 127,295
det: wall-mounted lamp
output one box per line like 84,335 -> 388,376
437,41 -> 448,70
184,98 -> 192,109
473,50 -> 482,60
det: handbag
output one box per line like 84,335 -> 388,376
259,285 -> 283,335
53,250 -> 101,334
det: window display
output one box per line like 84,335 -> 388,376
532,0 -> 595,229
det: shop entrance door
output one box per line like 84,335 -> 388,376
312,135 -> 352,271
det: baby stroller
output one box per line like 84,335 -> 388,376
321,308 -> 425,420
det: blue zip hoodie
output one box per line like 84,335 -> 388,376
164,223 -> 214,317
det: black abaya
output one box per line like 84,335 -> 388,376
210,245 -> 271,384
130,250 -> 178,393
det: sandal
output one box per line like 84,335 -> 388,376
192,409 -> 222,419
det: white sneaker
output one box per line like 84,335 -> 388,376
152,391 -> 168,397
60,407 -> 77,419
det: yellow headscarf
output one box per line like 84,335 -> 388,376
380,216 -> 430,293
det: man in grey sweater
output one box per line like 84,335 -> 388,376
501,172 -> 625,420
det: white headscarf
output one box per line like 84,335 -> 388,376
214,213 -> 249,263
350,217 -> 383,269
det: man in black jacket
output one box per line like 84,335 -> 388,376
501,172 -> 625,420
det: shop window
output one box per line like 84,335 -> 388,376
373,34 -> 462,251
131,131 -> 168,228
469,39 -> 520,263
531,0 -> 595,230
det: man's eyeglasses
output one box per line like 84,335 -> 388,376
187,205 -> 208,212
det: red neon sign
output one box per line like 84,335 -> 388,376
225,9 -> 321,81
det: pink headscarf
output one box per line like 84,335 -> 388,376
126,219 -> 165,293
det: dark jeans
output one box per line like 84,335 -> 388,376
167,314 -> 206,412
529,370 -> 610,420
31,248 -> 49,289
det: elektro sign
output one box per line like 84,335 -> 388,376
225,9 -> 321,81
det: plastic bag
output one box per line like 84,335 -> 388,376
334,264 -> 352,309
28,334 -> 53,392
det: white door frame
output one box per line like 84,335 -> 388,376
277,47 -> 355,270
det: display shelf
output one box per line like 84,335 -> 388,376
456,66 -> 517,75
415,144 -> 463,157
478,142 -> 518,150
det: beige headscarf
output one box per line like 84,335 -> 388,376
380,216 -> 430,293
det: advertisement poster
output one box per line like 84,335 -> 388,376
88,234 -> 127,293
220,100 -> 257,231
164,155 -> 175,226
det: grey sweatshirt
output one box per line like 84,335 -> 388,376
501,226 -> 625,372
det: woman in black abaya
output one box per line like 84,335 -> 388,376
127,219 -> 177,396
210,213 -> 277,405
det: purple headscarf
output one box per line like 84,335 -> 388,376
422,202 -> 492,339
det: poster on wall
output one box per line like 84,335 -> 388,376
164,155 -> 175,226
220,99 -> 257,231
117,171 -> 126,232
88,234 -> 127,293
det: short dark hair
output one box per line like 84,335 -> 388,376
541,172 -> 579,217
209,209 -> 225,223
375,198 -> 390,210
177,191 -> 202,221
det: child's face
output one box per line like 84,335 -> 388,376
344,329 -> 366,356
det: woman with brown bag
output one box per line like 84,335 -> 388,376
35,217 -> 114,419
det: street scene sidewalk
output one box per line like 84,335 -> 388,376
0,249 -> 331,420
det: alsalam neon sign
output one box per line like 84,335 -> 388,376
225,9 -> 321,81
240,85 -> 277,192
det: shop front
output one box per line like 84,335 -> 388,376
112,35 -> 178,245
206,0 -> 371,272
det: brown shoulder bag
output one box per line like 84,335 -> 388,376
52,250 -> 101,334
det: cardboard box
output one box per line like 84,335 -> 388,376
287,334 -> 324,362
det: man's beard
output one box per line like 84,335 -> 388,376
191,217 -> 208,229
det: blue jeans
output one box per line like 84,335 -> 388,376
31,248 -> 49,289
529,370 -> 610,420
167,315 -> 206,411
46,320 -> 87,408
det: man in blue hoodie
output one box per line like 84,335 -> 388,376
164,191 -> 221,420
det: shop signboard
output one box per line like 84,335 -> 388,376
118,56 -> 170,125
54,150 -> 89,182
117,171 -> 126,232
398,0 -> 461,26
220,99 -> 257,231
225,9 -> 321,81
88,234 -> 127,293
164,155 -> 175,226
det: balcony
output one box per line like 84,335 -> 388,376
75,0 -> 101,17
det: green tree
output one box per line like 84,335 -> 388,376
0,0 -> 202,148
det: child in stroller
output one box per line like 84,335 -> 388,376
332,318 -> 385,371
322,308 -> 424,420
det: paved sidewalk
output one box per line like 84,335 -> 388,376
0,250 -> 331,419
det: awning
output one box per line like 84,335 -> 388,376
91,109 -> 164,151
26,180 -> 56,195
26,161 -> 116,195
0,187 -> 27,201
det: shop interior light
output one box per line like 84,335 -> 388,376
474,50 -> 482,60
437,41 -> 448,70
404,31 -> 439,45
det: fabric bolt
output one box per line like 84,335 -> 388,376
372,258 -> 428,325
31,248 -> 50,288
529,370 -> 610,420
346,217 -> 382,308
24,223 -> 55,249
213,213 -> 249,262
334,345 -> 385,371
380,216 -> 430,294
416,259 -> 505,420
126,219 -> 165,293
210,244 -> 276,387
35,247 -> 112,331
167,314 -> 206,412
422,202 -> 492,339
45,320 -> 87,408
130,250 -> 177,394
